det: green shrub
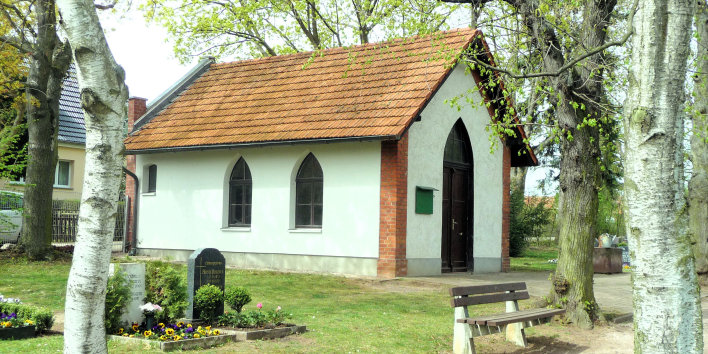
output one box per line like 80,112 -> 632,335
145,261 -> 188,323
194,284 -> 224,323
217,305 -> 290,328
224,287 -> 251,313
104,265 -> 131,333
0,302 -> 54,333
509,189 -> 553,257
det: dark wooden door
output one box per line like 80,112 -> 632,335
441,165 -> 470,272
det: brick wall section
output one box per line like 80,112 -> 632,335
377,134 -> 408,278
125,97 -> 147,251
501,144 -> 511,271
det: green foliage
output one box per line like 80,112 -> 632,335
144,261 -> 188,323
194,284 -> 223,323
142,0 -> 461,62
596,187 -> 625,237
509,189 -> 553,257
0,302 -> 54,333
217,306 -> 291,328
224,286 -> 251,313
104,265 -> 131,333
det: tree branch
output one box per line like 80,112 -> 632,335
460,0 -> 637,80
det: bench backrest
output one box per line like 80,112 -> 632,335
449,282 -> 529,307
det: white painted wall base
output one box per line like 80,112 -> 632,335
473,257 -> 501,273
407,258 -> 442,276
138,248 -> 378,277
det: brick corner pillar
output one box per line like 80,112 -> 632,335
378,134 -> 408,278
501,144 -> 511,272
125,97 -> 147,252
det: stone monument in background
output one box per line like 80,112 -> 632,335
108,263 -> 146,325
186,248 -> 226,320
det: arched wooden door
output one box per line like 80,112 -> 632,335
441,120 -> 473,273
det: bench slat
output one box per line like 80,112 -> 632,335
456,308 -> 565,325
449,282 -> 527,296
487,308 -> 565,326
451,290 -> 530,307
457,308 -> 551,324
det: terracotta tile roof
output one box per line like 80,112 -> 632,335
125,28 -> 480,151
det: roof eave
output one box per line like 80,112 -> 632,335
125,135 -> 396,155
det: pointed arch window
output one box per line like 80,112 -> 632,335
444,121 -> 471,165
228,158 -> 252,227
295,153 -> 323,228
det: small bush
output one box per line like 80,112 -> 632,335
217,305 -> 290,328
104,265 -> 131,333
509,189 -> 553,257
145,261 -> 188,323
224,287 -> 251,313
0,302 -> 54,333
194,284 -> 224,323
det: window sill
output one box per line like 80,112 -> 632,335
142,192 -> 156,196
221,227 -> 251,232
54,185 -> 72,190
9,181 -> 24,186
288,228 -> 322,234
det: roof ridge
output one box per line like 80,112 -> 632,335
213,27 -> 477,68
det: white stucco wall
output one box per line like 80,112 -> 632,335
406,64 -> 504,275
135,141 -> 382,276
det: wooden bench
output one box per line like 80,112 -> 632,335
449,282 -> 565,353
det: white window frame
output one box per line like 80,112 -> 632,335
54,160 -> 72,188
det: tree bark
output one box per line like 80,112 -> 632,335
505,0 -> 614,328
624,0 -> 703,352
21,0 -> 72,260
690,0 -> 708,276
509,166 -> 527,195
57,0 -> 129,350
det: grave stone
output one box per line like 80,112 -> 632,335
108,263 -> 146,325
186,248 -> 226,320
620,246 -> 630,267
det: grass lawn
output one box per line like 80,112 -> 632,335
510,246 -> 558,272
0,256 -> 552,353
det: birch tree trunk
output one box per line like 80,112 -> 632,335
57,0 -> 129,351
623,0 -> 703,351
690,0 -> 708,276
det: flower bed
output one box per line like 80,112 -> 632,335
108,321 -> 235,351
0,312 -> 37,340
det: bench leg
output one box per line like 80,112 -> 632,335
505,300 -> 527,347
453,306 -> 475,354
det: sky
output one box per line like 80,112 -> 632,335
100,9 -> 196,103
97,8 -> 556,195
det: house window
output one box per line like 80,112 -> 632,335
228,158 -> 252,227
295,153 -> 323,228
54,161 -> 71,188
145,164 -> 157,193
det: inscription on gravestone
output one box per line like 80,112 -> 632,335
186,248 -> 225,320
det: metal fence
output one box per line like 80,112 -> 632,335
52,195 -> 126,252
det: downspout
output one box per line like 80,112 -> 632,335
123,167 -> 139,255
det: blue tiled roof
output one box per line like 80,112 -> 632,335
58,65 -> 85,145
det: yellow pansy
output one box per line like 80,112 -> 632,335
144,330 -> 153,337
165,328 -> 175,336
194,334 -> 201,339
213,329 -> 220,335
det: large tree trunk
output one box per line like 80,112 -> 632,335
21,0 -> 71,260
624,0 -> 703,352
58,0 -> 129,350
691,0 -> 708,276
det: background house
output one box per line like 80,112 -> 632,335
125,28 -> 536,278
1,66 -> 86,200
